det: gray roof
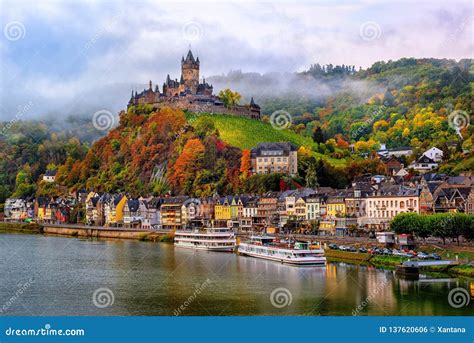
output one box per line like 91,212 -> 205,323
251,142 -> 297,157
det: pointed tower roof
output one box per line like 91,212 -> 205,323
184,49 -> 195,63
250,97 -> 260,108
180,74 -> 184,84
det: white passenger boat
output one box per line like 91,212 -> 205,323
174,227 -> 236,252
238,236 -> 326,265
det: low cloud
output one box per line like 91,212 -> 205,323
0,0 -> 472,120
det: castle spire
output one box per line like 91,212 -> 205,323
149,80 -> 152,90
185,49 -> 195,63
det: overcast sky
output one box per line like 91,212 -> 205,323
0,0 -> 472,120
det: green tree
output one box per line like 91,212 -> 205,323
305,162 -> 319,188
218,89 -> 241,108
390,212 -> 418,234
312,126 -> 325,144
12,165 -> 36,197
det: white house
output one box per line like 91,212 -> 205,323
409,155 -> 438,173
43,170 -> 57,182
366,194 -> 420,230
305,197 -> 320,221
423,147 -> 443,162
377,144 -> 413,158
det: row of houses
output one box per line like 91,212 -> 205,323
4,174 -> 473,235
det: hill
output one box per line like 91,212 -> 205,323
1,57 -> 472,200
186,113 -> 345,166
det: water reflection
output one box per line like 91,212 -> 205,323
0,233 -> 471,316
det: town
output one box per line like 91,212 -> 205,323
3,142 -> 473,238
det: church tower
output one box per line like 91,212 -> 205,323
181,50 -> 199,94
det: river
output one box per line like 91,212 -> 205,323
0,233 -> 471,316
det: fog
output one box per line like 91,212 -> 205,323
0,0 -> 472,121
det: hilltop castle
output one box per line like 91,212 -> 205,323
127,50 -> 261,119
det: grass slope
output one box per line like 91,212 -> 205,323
187,113 -> 345,166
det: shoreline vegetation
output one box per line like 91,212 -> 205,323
324,249 -> 474,278
1,222 -> 472,278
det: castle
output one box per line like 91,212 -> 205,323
127,50 -> 261,119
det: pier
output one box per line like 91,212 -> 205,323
396,260 -> 459,276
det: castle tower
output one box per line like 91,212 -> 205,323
181,50 -> 199,94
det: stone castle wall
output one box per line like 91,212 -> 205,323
151,98 -> 261,120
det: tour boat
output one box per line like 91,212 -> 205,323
174,227 -> 236,252
238,236 -> 326,265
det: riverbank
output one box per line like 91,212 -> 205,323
0,222 -> 174,242
324,249 -> 474,278
0,222 -> 43,234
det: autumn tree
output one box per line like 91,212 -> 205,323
169,138 -> 205,193
239,149 -> 252,179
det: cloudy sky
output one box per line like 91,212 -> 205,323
0,0 -> 473,120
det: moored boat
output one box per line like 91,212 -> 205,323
238,236 -> 326,265
174,227 -> 236,252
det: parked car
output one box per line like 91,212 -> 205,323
347,246 -> 357,252
417,252 -> 429,259
429,253 -> 442,260
328,243 -> 338,250
369,247 -> 383,255
358,247 -> 367,253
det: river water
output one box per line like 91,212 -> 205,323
0,233 -> 472,316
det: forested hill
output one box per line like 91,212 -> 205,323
1,57 -> 472,201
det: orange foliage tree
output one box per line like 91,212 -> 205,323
239,149 -> 251,178
169,138 -> 205,192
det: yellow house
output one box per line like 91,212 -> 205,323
319,218 -> 336,234
215,196 -> 232,220
106,194 -> 127,226
37,207 -> 45,222
35,197 -> 49,222
326,197 -> 346,218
